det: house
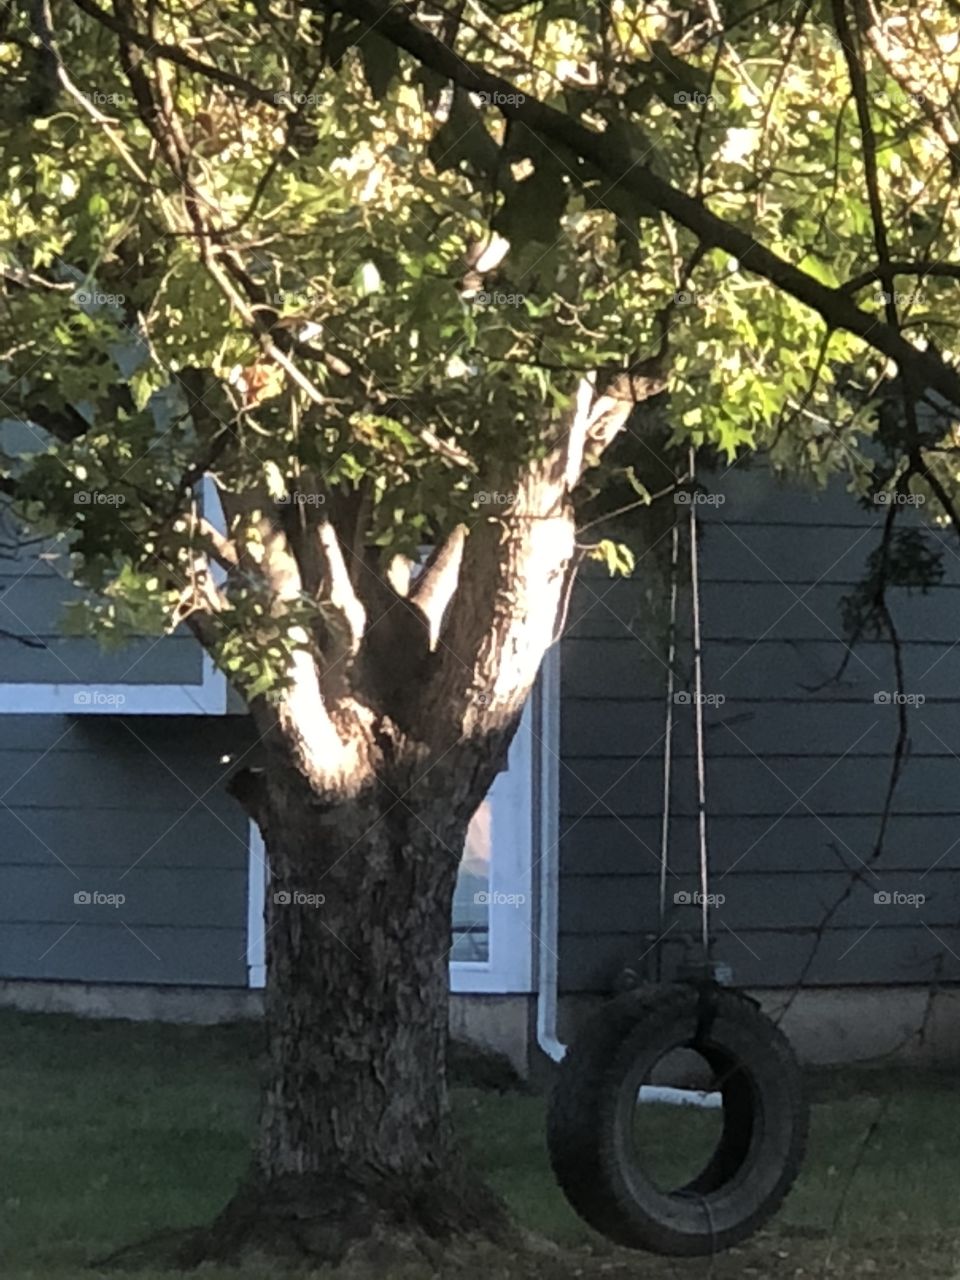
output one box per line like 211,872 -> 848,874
2,444 -> 960,1077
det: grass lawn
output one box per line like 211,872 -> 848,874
2,1010 -> 960,1279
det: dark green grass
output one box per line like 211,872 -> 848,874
2,1011 -> 959,1278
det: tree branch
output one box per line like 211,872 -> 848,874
317,520 -> 366,658
408,524 -> 466,648
832,0 -> 898,329
196,516 -> 239,572
0,263 -> 75,293
842,261 -> 960,294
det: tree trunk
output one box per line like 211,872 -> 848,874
175,425 -> 596,1268
187,763 -> 515,1267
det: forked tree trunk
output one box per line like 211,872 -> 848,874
193,762 -> 515,1266
179,427 -> 619,1267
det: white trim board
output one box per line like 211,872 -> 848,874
0,662 -> 228,715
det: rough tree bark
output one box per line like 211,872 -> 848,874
193,764 -> 504,1267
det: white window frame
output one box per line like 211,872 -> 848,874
448,692 -> 536,993
0,477 -> 229,715
244,651 -> 556,995
246,822 -> 268,989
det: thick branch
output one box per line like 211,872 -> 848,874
832,0 -> 898,330
0,264 -> 75,293
912,451 -> 960,541
564,366 -> 664,490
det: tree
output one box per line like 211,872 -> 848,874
2,0 -> 960,1264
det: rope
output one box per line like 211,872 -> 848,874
657,447 -> 714,977
688,445 -> 711,963
691,448 -> 716,962
656,521 -> 682,981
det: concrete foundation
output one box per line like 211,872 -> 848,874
0,978 -> 264,1023
555,985 -> 960,1077
449,993 -> 535,1078
3,980 -> 958,1080
756,985 -> 960,1066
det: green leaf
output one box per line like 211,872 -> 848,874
588,539 -> 636,577
798,254 -> 842,289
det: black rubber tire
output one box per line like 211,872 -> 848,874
547,984 -> 808,1256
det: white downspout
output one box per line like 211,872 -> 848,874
534,645 -> 721,1108
535,645 -> 566,1063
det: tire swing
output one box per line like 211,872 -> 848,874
547,454 -> 809,1257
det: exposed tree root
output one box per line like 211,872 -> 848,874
98,1165 -> 528,1273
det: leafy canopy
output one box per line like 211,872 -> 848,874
1,2 -> 959,694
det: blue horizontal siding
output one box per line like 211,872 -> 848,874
0,715 -> 257,987
558,462 -> 960,993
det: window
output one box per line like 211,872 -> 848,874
0,476 -> 229,716
448,691 -> 537,992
